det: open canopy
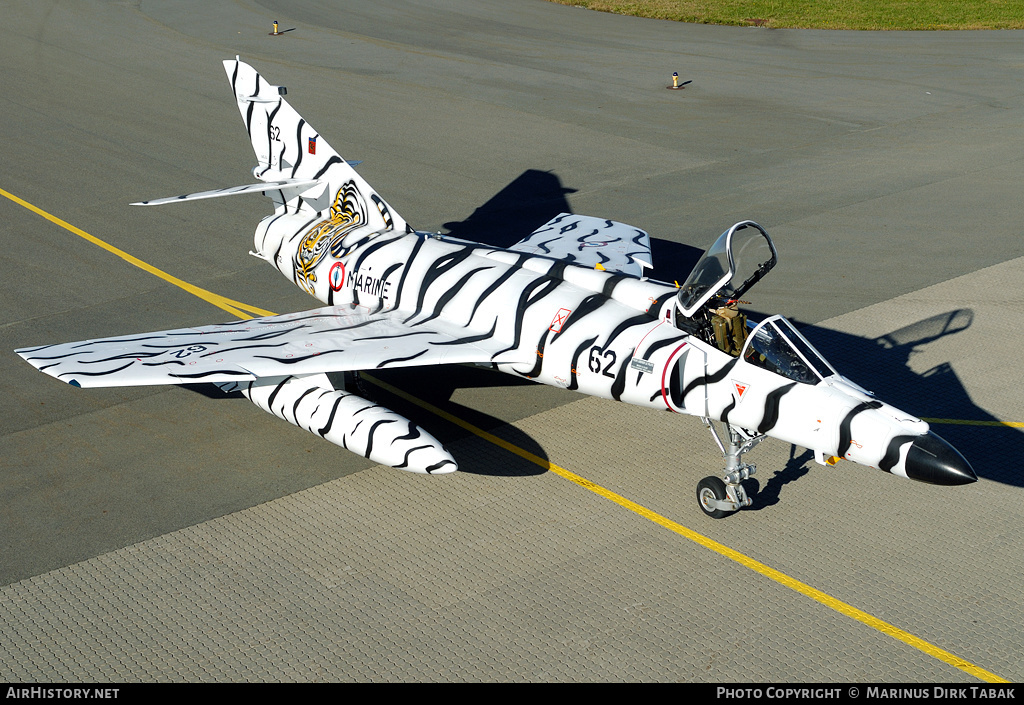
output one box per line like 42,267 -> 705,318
676,221 -> 778,317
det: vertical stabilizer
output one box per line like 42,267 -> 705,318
223,57 -> 407,232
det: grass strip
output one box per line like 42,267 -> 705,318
550,1 -> 1024,30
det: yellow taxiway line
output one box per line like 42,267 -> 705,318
924,417 -> 1024,429
2,187 -> 1011,683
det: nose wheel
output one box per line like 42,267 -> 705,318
697,476 -> 732,518
697,420 -> 764,518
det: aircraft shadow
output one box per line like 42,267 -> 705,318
743,447 -> 814,513
183,384 -> 243,399
363,366 -> 550,477
442,168 -> 577,248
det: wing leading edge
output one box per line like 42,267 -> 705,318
15,306 -> 529,388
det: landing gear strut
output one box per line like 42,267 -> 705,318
697,419 -> 765,518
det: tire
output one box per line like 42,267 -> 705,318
697,476 -> 730,519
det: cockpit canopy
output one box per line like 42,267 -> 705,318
676,221 -> 778,317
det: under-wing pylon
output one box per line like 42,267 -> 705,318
16,58 -> 976,515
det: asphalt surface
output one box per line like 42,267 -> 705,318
2,0 -> 1023,682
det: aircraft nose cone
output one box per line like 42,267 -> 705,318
905,431 -> 977,485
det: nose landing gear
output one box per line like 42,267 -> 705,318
697,420 -> 764,518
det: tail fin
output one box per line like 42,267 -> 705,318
223,57 -> 407,232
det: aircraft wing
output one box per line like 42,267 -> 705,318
15,306 -> 527,388
508,213 -> 652,278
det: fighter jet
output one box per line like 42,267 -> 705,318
15,59 -> 976,518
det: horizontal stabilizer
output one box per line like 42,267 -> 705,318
131,179 -> 322,206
